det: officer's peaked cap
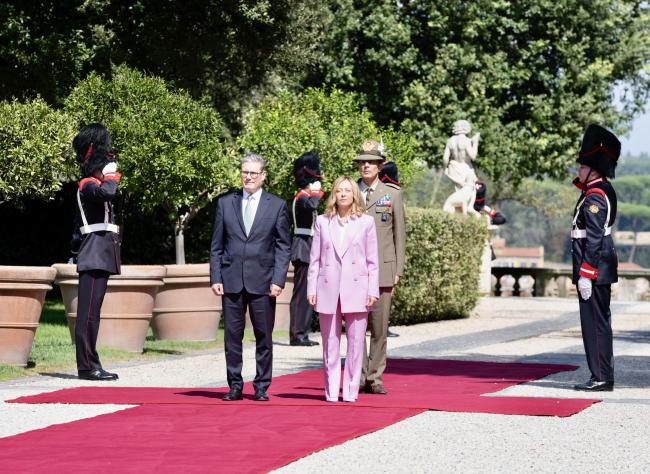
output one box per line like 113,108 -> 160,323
354,139 -> 386,161
576,124 -> 620,179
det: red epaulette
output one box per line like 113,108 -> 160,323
79,177 -> 102,191
585,187 -> 606,200
294,189 -> 310,200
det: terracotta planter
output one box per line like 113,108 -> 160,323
0,266 -> 57,366
53,264 -> 165,353
151,264 -> 221,341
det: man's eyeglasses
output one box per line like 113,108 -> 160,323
240,170 -> 263,179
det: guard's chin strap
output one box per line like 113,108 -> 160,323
583,168 -> 593,186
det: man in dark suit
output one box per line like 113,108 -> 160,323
210,153 -> 291,401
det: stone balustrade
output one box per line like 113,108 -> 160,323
491,266 -> 650,301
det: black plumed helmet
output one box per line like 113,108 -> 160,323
72,123 -> 116,177
379,161 -> 400,186
293,151 -> 321,189
576,124 -> 620,178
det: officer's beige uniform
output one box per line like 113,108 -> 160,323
356,148 -> 406,391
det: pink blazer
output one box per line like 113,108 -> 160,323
307,213 -> 380,315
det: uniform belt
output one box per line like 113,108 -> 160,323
571,227 -> 611,239
80,223 -> 120,235
294,228 -> 313,236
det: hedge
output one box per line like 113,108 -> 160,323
392,207 -> 487,324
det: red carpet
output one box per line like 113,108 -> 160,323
10,359 -> 598,416
0,404 -> 421,473
1,359 -> 599,473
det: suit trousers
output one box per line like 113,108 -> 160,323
222,290 -> 276,391
289,261 -> 313,342
578,284 -> 614,382
361,287 -> 392,388
320,299 -> 368,402
75,270 -> 110,371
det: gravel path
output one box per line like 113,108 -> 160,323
2,297 -> 649,472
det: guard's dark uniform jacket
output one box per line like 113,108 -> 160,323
290,189 -> 323,264
571,177 -> 617,285
74,176 -> 121,275
571,176 -> 618,383
289,188 -> 323,343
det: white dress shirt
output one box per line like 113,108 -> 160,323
242,188 -> 263,223
358,179 -> 379,205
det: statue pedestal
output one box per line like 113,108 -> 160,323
479,223 -> 498,296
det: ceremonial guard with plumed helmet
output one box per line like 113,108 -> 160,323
289,152 -> 324,346
70,123 -> 122,381
571,124 -> 620,392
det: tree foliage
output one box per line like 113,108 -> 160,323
0,98 -> 75,203
237,87 -> 420,200
309,0 -> 650,187
616,175 -> 650,232
64,65 -> 234,261
0,0 -> 326,127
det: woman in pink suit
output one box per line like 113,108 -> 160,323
307,176 -> 379,402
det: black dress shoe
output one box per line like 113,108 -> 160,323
290,339 -> 319,346
367,384 -> 388,395
574,379 -> 614,392
223,388 -> 243,401
253,389 -> 269,401
387,328 -> 399,337
78,368 -> 118,381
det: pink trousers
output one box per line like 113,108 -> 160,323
319,300 -> 368,402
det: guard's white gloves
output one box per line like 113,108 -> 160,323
309,181 -> 321,192
578,276 -> 592,300
102,162 -> 117,175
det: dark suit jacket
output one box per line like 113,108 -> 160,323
210,189 -> 292,294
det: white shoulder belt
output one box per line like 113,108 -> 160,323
571,191 -> 611,240
77,190 -> 119,235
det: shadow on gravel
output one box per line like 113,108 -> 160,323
38,372 -> 78,380
452,352 -> 650,390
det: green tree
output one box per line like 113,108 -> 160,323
0,98 -> 75,203
498,178 -> 576,262
0,1 -> 327,127
616,175 -> 650,263
0,1 -> 111,105
237,87 -> 420,200
309,0 -> 650,187
64,66 -> 234,264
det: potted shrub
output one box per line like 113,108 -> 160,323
65,66 -> 238,342
0,99 -> 75,365
53,263 -> 165,352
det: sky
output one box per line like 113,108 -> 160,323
620,105 -> 650,157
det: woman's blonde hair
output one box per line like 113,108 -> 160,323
324,176 -> 365,217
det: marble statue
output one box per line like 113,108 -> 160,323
442,120 -> 480,215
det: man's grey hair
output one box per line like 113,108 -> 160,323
240,153 -> 267,171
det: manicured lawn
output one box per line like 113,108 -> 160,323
0,299 -> 288,382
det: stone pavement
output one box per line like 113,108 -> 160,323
1,297 -> 649,472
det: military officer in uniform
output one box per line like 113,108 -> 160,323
289,151 -> 324,346
71,123 -> 122,381
355,140 -> 406,395
571,124 -> 620,392
378,162 -> 401,338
